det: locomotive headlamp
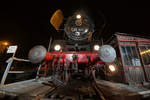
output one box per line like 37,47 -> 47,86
108,64 -> 116,72
76,14 -> 81,19
54,44 -> 61,51
93,44 -> 100,51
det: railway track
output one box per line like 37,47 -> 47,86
1,77 -> 149,100
40,78 -> 106,100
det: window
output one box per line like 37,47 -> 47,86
120,46 -> 141,66
139,44 -> 150,66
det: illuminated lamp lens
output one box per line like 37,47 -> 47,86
109,64 -> 116,72
76,14 -> 81,19
54,44 -> 61,51
94,45 -> 100,51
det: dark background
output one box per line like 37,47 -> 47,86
0,0 -> 150,58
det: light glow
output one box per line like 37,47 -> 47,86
94,45 -> 100,51
54,44 -> 61,51
76,14 -> 81,19
3,42 -> 9,46
140,49 -> 150,55
109,64 -> 116,72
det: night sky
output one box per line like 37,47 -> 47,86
0,0 -> 150,58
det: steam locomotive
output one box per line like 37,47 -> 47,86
28,9 -> 116,82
